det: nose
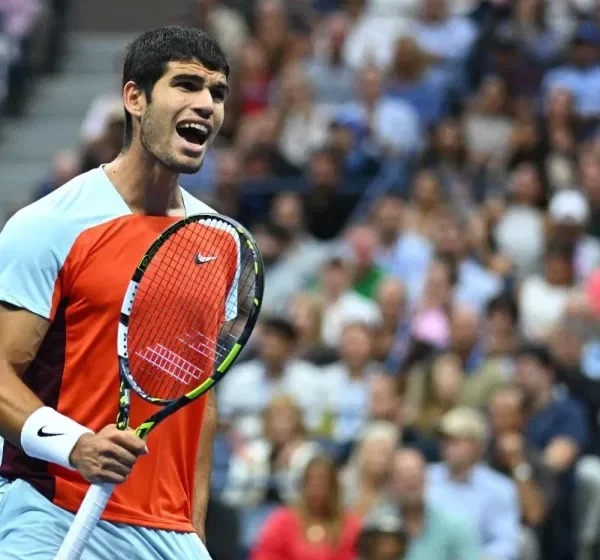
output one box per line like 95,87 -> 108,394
192,89 -> 215,119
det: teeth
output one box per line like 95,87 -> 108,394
179,123 -> 209,135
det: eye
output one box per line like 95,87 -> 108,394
177,81 -> 200,92
211,89 -> 226,102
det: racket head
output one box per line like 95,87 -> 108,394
117,213 -> 263,406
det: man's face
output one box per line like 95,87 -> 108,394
135,61 -> 228,174
515,356 -> 548,398
259,331 -> 291,364
392,452 -> 425,507
442,436 -> 479,471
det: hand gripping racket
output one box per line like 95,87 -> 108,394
54,213 -> 264,560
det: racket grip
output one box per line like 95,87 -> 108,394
53,482 -> 116,560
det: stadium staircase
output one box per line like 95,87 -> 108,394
0,33 -> 135,212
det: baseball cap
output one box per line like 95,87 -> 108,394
440,407 -> 487,442
549,189 -> 590,225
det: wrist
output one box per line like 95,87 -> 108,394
513,462 -> 533,482
20,406 -> 93,470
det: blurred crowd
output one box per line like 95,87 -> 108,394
0,0 -> 70,119
11,0 -> 600,559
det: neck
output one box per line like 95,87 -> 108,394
104,145 -> 183,216
449,464 -> 474,481
347,362 -> 366,378
533,388 -> 552,411
265,361 -> 285,378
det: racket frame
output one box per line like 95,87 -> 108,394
53,213 -> 263,560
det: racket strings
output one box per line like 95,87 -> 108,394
127,217 -> 257,401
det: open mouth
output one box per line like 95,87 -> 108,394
176,122 -> 211,147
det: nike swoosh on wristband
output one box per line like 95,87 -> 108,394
37,427 -> 65,437
195,254 -> 218,264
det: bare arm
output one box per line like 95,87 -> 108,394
0,302 -> 147,482
193,391 -> 218,542
0,303 -> 49,444
514,476 -> 548,527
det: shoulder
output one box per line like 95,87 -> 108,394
474,464 -> 517,497
180,188 -> 217,215
265,506 -> 297,529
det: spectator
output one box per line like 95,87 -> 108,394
371,448 -> 481,560
542,21 -> 600,119
429,407 -> 521,560
494,163 -> 546,281
305,12 -> 356,107
371,194 -> 432,304
342,421 -> 398,516
368,373 -> 440,462
217,317 -> 323,442
548,189 -> 600,283
430,212 -> 503,312
387,36 -> 451,128
252,455 -> 361,560
484,292 -> 519,363
487,385 -> 558,530
373,278 -> 408,366
403,170 -> 447,242
319,257 -> 381,348
223,395 -> 321,552
185,0 -> 249,62
334,65 -> 424,160
344,224 -> 387,300
519,241 -> 578,342
303,148 -> 360,241
289,292 -> 338,365
464,75 -> 515,172
321,322 -> 381,447
223,395 -> 320,508
515,343 -> 589,560
551,318 -> 600,455
262,191 -> 331,314
32,149 -> 81,201
358,507 -> 409,560
411,0 -> 478,67
275,65 -> 331,170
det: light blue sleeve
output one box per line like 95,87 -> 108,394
0,209 -> 64,319
482,481 -> 520,559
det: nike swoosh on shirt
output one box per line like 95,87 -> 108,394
195,254 -> 218,264
37,427 -> 65,438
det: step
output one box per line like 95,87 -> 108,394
63,33 -> 136,74
28,73 -> 118,118
0,161 -> 50,209
0,116 -> 83,162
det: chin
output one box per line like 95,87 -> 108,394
166,154 -> 205,175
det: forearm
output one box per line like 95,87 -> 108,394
193,392 -> 218,540
515,479 -> 548,526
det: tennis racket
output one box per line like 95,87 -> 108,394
54,213 -> 264,560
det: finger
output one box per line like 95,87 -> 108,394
99,457 -> 133,478
89,471 -> 128,485
104,444 -> 138,468
109,430 -> 148,456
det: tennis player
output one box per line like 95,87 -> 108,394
0,26 -> 231,559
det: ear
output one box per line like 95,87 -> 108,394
123,81 -> 145,120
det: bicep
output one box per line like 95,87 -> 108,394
0,302 -> 50,375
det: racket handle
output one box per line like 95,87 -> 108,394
53,482 -> 116,560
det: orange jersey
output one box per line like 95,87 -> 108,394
0,168 -> 225,531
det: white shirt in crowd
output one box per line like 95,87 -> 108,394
321,291 -> 382,348
519,276 -> 575,341
217,359 -> 325,442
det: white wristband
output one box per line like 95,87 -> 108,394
21,407 -> 93,470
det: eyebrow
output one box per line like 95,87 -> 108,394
170,73 -> 229,94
